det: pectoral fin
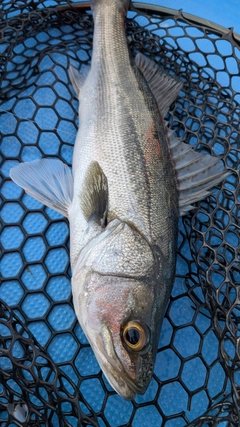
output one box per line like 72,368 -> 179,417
80,161 -> 108,227
10,159 -> 73,217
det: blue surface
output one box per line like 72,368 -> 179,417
0,1 -> 239,426
136,0 -> 240,34
5,0 -> 240,34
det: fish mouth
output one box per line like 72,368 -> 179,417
109,353 -> 147,399
97,349 -> 145,400
92,326 -> 148,400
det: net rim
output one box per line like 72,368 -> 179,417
56,1 -> 240,45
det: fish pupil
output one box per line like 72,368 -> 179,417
126,328 -> 140,345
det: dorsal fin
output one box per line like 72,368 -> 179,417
80,161 -> 108,227
135,52 -> 183,117
167,128 -> 230,215
135,53 -> 229,214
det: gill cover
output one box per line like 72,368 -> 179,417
72,218 -> 155,279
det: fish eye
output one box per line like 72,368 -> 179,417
121,320 -> 149,352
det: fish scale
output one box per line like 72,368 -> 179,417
77,5 -> 176,248
10,0 -> 230,400
71,23 -> 168,256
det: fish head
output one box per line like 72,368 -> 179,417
72,220 -> 164,400
75,271 -> 160,400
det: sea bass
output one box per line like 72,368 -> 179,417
10,0 -> 229,400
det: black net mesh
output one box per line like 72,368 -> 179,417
0,1 -> 239,426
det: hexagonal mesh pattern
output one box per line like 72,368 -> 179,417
0,1 -> 239,426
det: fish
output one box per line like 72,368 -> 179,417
10,0 -> 229,400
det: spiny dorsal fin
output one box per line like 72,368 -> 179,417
167,129 -> 230,215
10,159 -> 73,218
135,52 -> 183,118
80,161 -> 108,226
68,64 -> 90,97
135,53 -> 229,213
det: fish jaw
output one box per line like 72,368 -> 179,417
71,267 -> 159,400
92,325 -> 152,400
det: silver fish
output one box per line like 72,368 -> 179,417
10,0 -> 229,400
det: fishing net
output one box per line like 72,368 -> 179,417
0,1 -> 239,426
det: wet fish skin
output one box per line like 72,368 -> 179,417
10,0 -> 229,401
69,0 -> 179,263
69,0 -> 179,399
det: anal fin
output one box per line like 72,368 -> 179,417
68,64 -> 90,97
